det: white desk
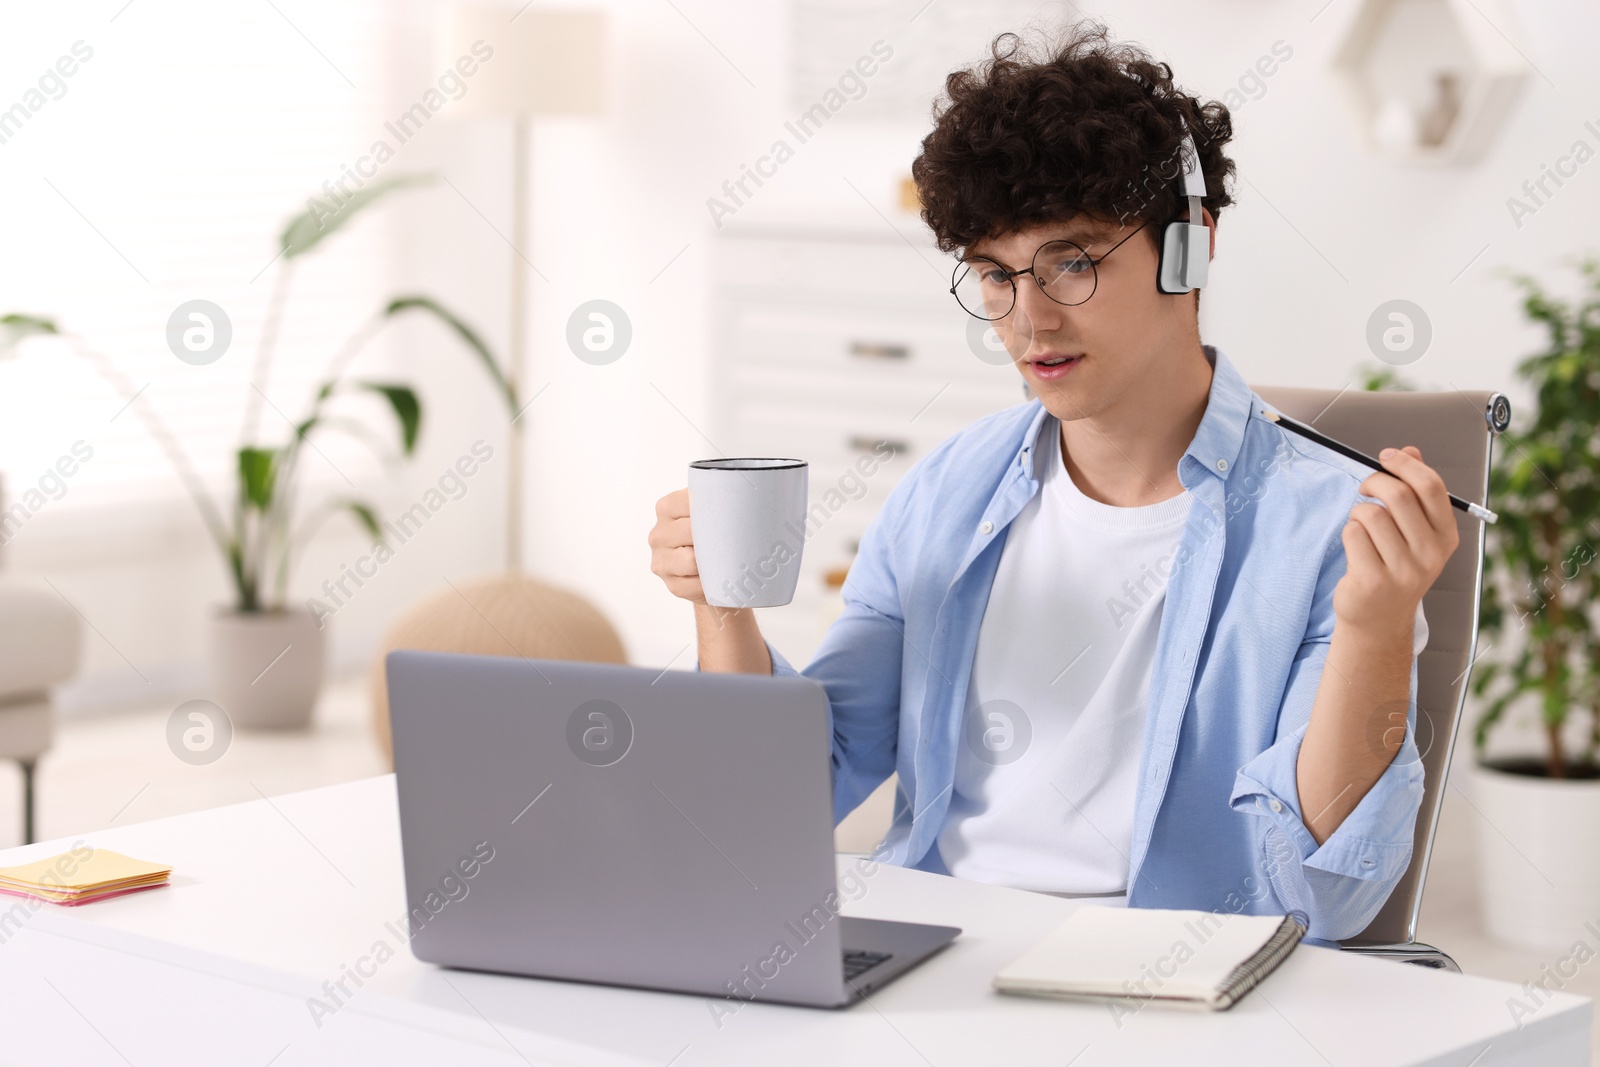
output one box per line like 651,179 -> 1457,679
0,776 -> 1588,1065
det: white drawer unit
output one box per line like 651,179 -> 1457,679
728,393 -> 994,469
713,226 -> 954,308
712,223 -> 1025,664
724,301 -> 1008,387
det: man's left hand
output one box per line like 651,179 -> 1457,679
1334,446 -> 1460,638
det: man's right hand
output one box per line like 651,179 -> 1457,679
648,488 -> 706,604
648,487 -> 773,675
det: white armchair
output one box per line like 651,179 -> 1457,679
0,583 -> 82,843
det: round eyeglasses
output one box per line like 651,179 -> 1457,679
950,221 -> 1149,321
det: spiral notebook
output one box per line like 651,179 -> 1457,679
994,907 -> 1307,1011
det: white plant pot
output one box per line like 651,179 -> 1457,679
206,608 -> 325,730
1472,761 -> 1600,949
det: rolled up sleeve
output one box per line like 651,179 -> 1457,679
1227,533 -> 1428,942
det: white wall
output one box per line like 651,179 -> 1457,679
9,0 -> 1596,724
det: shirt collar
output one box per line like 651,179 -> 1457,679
1180,345 -> 1254,487
1014,345 -> 1254,488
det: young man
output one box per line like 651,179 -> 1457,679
649,26 -> 1457,942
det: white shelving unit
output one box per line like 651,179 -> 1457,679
1330,0 -> 1530,165
710,222 -> 1024,666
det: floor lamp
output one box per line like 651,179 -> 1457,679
446,6 -> 607,571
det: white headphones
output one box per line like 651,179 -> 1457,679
1023,127 -> 1211,398
1156,131 -> 1210,294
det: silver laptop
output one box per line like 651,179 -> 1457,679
386,650 -> 959,1008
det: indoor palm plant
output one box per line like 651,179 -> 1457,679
2,176 -> 516,728
1469,258 -> 1600,947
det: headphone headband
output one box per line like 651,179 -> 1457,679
1156,124 -> 1210,294
1178,131 -> 1207,200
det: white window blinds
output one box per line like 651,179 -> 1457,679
0,1 -> 403,525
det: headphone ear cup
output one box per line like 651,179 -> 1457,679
1158,221 -> 1191,293
1181,222 -> 1210,289
1157,221 -> 1211,293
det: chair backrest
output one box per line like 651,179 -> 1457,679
1252,385 -> 1498,947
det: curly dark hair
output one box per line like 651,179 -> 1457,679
911,22 -> 1235,256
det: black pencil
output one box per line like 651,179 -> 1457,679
1260,409 -> 1497,524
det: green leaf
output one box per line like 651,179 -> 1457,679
291,495 -> 389,555
0,312 -> 59,355
384,295 -> 518,415
334,498 -> 383,543
238,448 -> 278,512
292,414 -> 394,463
357,382 -> 421,455
278,174 -> 435,260
1,312 -> 58,336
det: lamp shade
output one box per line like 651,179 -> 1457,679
444,6 -> 606,118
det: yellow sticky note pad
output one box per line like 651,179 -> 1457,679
0,848 -> 171,902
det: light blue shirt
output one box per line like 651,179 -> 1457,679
764,346 -> 1425,942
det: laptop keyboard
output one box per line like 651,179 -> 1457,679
842,949 -> 893,982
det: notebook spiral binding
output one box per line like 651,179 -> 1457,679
1214,910 -> 1309,1010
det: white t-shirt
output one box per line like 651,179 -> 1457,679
936,420 -> 1192,900
935,419 -> 1430,900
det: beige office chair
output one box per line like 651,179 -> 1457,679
1254,385 -> 1508,972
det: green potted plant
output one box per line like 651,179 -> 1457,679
1470,258 -> 1600,948
2,177 -> 516,728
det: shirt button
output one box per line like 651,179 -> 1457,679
1216,459 -> 1229,472
979,521 -> 994,535
1269,799 -> 1283,813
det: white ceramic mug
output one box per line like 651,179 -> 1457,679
688,458 -> 809,608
